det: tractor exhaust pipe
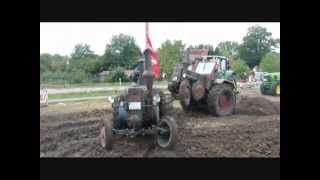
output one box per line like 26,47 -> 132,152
143,49 -> 154,93
182,48 -> 191,71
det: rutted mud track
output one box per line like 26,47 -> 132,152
40,91 -> 280,157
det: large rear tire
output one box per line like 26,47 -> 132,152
178,80 -> 195,112
272,81 -> 280,96
207,84 -> 236,116
100,119 -> 113,150
260,83 -> 267,95
156,116 -> 178,149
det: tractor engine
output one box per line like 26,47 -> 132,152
112,84 -> 150,131
112,49 -> 158,131
101,48 -> 177,150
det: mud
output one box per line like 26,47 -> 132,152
40,90 -> 280,158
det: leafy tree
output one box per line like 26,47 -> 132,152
40,53 -> 68,73
213,47 -> 222,56
105,67 -> 129,82
193,44 -> 214,55
102,34 -> 141,70
40,53 -> 52,73
231,59 -> 250,79
158,40 -> 185,78
215,41 -> 240,59
69,70 -> 88,83
71,43 -> 95,60
239,25 -> 280,69
259,52 -> 280,72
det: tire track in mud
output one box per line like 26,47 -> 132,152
40,96 -> 280,157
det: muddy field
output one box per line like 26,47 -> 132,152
40,89 -> 280,157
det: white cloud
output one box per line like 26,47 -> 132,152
40,22 -> 280,56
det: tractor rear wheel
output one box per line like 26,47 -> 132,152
272,81 -> 280,96
179,80 -> 195,112
156,116 -> 178,149
100,118 -> 113,150
207,84 -> 236,116
260,83 -> 267,95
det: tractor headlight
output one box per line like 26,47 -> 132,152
107,96 -> 115,104
172,76 -> 178,81
153,94 -> 161,105
182,73 -> 186,78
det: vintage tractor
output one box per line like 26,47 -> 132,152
100,49 -> 177,150
168,48 -> 238,116
260,72 -> 280,96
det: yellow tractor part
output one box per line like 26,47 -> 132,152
276,84 -> 280,95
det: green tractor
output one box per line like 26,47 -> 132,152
260,72 -> 280,96
168,48 -> 238,116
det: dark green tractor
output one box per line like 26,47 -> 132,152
260,72 -> 280,96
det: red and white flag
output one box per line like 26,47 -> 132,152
146,23 -> 161,79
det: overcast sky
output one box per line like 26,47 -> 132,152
40,22 -> 280,56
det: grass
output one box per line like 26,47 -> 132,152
42,81 -> 168,89
48,90 -> 121,100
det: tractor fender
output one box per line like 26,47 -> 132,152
211,79 -> 236,89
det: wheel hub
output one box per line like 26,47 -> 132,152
219,94 -> 231,112
100,126 -> 106,147
180,85 -> 191,105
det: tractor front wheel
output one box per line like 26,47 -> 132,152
156,116 -> 178,149
100,118 -> 113,150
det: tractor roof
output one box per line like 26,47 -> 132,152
196,56 -> 228,62
266,72 -> 280,76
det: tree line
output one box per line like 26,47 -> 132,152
40,25 -> 280,84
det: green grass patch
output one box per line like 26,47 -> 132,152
42,81 -> 168,89
48,90 -> 121,100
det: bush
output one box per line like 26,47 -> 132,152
40,71 -> 68,84
69,70 -> 88,83
231,59 -> 250,80
105,67 -> 130,83
260,53 -> 280,72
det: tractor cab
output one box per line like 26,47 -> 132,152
187,56 -> 233,81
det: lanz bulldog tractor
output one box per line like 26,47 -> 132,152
168,48 -> 238,116
100,49 -> 177,150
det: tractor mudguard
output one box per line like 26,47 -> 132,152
209,79 -> 236,90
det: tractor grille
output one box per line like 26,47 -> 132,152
127,87 -> 144,101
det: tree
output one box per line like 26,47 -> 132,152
102,34 -> 141,70
40,53 -> 52,73
158,40 -> 185,78
231,59 -> 250,80
215,41 -> 240,59
105,66 -> 129,83
259,52 -> 280,72
239,25 -> 280,69
40,53 -> 68,73
71,43 -> 95,60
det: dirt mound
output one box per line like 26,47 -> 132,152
236,96 -> 280,115
40,89 -> 280,157
41,109 -> 110,123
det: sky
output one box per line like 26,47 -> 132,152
40,22 -> 280,56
